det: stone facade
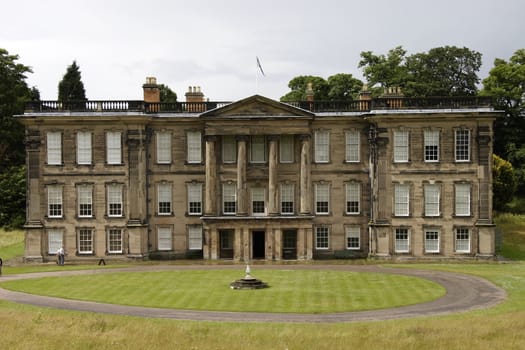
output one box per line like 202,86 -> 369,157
17,81 -> 498,262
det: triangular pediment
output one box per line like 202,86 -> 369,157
201,95 -> 314,118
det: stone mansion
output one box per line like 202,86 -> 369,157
18,78 -> 498,262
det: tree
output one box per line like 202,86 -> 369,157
58,61 -> 87,102
0,165 -> 26,229
358,46 -> 482,97
280,75 -> 329,102
492,154 -> 517,210
326,73 -> 363,101
159,84 -> 177,103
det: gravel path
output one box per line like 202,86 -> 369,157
0,264 -> 506,323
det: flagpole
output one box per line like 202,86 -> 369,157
255,57 -> 259,95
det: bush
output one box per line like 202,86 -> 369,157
0,165 -> 26,229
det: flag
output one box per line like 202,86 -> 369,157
256,56 -> 265,77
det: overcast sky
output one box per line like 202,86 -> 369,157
2,0 -> 524,101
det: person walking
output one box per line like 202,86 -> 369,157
57,246 -> 65,266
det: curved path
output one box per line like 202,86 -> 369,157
0,264 -> 506,323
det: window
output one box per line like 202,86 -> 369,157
314,130 -> 329,163
455,228 -> 470,253
107,184 -> 123,217
315,226 -> 329,249
250,135 -> 266,163
280,183 -> 294,215
424,229 -> 440,253
187,183 -> 202,215
107,228 -> 123,253
345,182 -> 360,214
48,229 -> 63,254
47,131 -> 62,165
157,227 -> 172,251
77,131 -> 92,165
315,183 -> 330,214
345,131 -> 360,162
394,184 -> 409,216
280,135 -> 294,163
455,183 -> 471,216
251,187 -> 265,215
188,225 -> 203,250
395,228 -> 410,253
187,131 -> 202,163
394,130 -> 409,162
78,228 -> 93,254
78,185 -> 93,218
106,131 -> 122,164
424,130 -> 439,162
346,226 -> 360,250
222,136 -> 236,163
156,132 -> 172,164
223,183 -> 236,214
424,184 -> 440,217
455,129 -> 470,162
157,183 -> 172,215
48,185 -> 63,218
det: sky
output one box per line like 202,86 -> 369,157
2,0 -> 524,102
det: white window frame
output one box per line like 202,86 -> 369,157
47,131 -> 62,165
222,135 -> 237,163
424,229 -> 440,253
455,183 -> 471,216
106,131 -> 122,165
424,184 -> 440,217
187,131 -> 202,163
394,130 -> 409,163
345,130 -> 360,163
280,183 -> 294,215
345,182 -> 360,215
424,130 -> 439,162
157,183 -> 172,215
250,135 -> 266,163
107,228 -> 123,254
48,185 -> 63,218
156,132 -> 172,164
251,187 -> 266,216
455,129 -> 470,162
78,228 -> 94,254
77,131 -> 92,165
314,130 -> 329,163
315,183 -> 330,215
157,226 -> 172,251
188,225 -> 203,250
345,226 -> 360,250
78,184 -> 93,218
48,229 -> 63,254
280,135 -> 294,163
187,183 -> 202,215
395,228 -> 410,253
107,184 -> 123,217
222,183 -> 237,215
394,184 -> 409,217
315,226 -> 329,250
455,228 -> 471,253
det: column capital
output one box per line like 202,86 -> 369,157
299,134 -> 311,141
204,135 -> 217,142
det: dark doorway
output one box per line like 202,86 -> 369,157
282,230 -> 297,260
252,231 -> 266,259
219,230 -> 234,259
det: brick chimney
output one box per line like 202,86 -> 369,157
381,86 -> 403,109
143,77 -> 160,103
185,86 -> 205,103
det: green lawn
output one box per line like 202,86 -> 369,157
0,269 -> 444,313
0,228 -> 24,262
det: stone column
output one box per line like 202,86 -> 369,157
297,227 -> 306,260
274,228 -> 282,261
204,136 -> 217,216
203,225 -> 211,259
299,135 -> 311,215
305,226 -> 313,260
210,227 -> 218,260
234,227 -> 243,261
268,136 -> 279,215
243,227 -> 250,261
237,136 -> 248,216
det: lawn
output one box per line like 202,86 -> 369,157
0,269 -> 444,313
0,228 -> 24,262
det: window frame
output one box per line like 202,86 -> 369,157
280,183 -> 294,215
187,130 -> 202,164
315,183 -> 330,215
424,229 -> 440,253
314,130 -> 330,163
222,183 -> 237,215
187,183 -> 203,215
106,131 -> 122,165
47,131 -> 62,165
221,135 -> 237,163
394,183 -> 410,217
315,226 -> 330,250
250,135 -> 266,163
48,229 -> 63,254
424,130 -> 440,162
345,182 -> 360,215
157,183 -> 172,216
455,183 -> 471,216
76,131 -> 92,165
78,228 -> 94,254
156,132 -> 172,164
345,130 -> 360,163
393,130 -> 409,163
424,184 -> 440,217
47,185 -> 63,218
107,228 -> 123,254
251,187 -> 266,216
188,225 -> 203,250
107,184 -> 123,218
279,135 -> 294,163
157,226 -> 172,251
455,129 -> 470,162
455,228 -> 471,253
394,228 -> 410,253
77,184 -> 93,218
345,226 -> 360,250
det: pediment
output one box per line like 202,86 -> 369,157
201,95 -> 314,118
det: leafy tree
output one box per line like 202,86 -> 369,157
0,165 -> 26,229
280,75 -> 329,102
492,154 -> 517,210
326,73 -> 363,101
159,84 -> 177,103
358,46 -> 408,96
58,60 -> 87,102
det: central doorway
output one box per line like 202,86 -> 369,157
252,230 -> 265,259
282,230 -> 297,260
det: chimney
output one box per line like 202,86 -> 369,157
185,86 -> 205,103
381,86 -> 404,109
305,82 -> 314,102
143,77 -> 160,103
359,84 -> 372,110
